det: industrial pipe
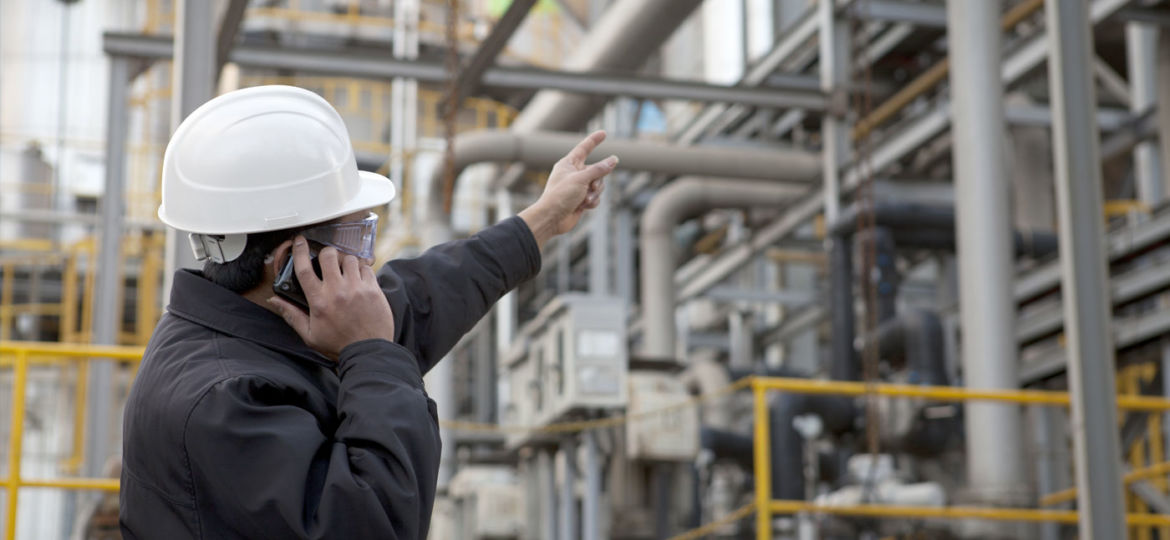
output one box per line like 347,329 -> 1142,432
639,178 -> 807,358
509,0 -> 705,134
871,310 -> 954,455
427,130 -> 820,224
948,0 -> 1029,517
768,392 -> 856,501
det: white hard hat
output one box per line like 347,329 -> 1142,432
158,85 -> 396,263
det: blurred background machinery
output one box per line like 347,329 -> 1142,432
2,0 -> 1170,539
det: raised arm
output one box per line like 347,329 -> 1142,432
380,130 -> 618,372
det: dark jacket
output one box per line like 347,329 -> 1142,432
120,217 -> 541,539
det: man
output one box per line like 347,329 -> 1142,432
119,85 -> 616,539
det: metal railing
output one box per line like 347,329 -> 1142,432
750,376 -> 1170,539
6,341 -> 1170,538
1,341 -> 144,540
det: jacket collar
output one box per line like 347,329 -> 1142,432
166,270 -> 333,368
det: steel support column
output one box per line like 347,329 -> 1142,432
1045,0 -> 1127,536
1158,30 -> 1170,189
559,439 -> 578,540
582,431 -> 601,540
85,56 -> 130,477
163,0 -> 217,302
946,2 -> 1029,529
818,0 -> 851,224
1126,23 -> 1164,205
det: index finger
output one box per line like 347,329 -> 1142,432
291,236 -> 322,296
566,130 -> 607,167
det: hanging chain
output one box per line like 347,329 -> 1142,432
849,0 -> 881,461
442,0 -> 461,214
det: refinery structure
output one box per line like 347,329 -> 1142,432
3,0 -> 1170,538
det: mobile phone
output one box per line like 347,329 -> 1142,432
273,248 -> 323,312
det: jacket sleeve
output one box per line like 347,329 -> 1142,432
378,216 -> 542,373
183,339 -> 439,540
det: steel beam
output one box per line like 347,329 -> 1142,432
1125,22 -> 1163,205
1130,481 -> 1170,514
163,0 -> 217,303
442,0 -> 536,113
215,0 -> 249,80
849,0 -> 947,27
103,32 -> 824,109
672,0 -> 1132,308
1045,0 -> 1126,536
86,56 -> 130,477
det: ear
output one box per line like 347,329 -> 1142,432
268,240 -> 295,278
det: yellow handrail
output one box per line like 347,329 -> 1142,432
749,377 -> 1170,539
2,342 -> 143,540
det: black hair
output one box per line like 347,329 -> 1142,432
202,227 -> 307,293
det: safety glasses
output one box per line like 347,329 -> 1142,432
301,212 -> 379,261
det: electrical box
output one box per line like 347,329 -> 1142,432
502,295 -> 628,448
626,371 -> 700,461
448,467 -> 524,539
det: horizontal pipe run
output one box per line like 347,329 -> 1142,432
767,500 -> 1170,526
752,376 -> 1170,411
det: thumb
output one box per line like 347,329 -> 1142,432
267,297 -> 310,337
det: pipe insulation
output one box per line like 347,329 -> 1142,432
947,0 -> 1029,511
428,131 -> 821,221
508,0 -> 705,134
639,178 -> 807,358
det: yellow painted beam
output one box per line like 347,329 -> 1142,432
752,376 -> 1170,412
769,500 -> 1170,526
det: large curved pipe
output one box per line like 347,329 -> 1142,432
426,131 -> 821,223
509,0 -> 705,133
639,178 -> 807,358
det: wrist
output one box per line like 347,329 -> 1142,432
518,202 -> 558,250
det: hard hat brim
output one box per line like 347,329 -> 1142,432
348,170 -> 398,216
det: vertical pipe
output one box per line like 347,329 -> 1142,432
163,0 -> 216,302
818,0 -> 851,225
1157,30 -> 1170,195
1030,406 -> 1061,540
1045,0 -> 1127,536
559,438 -> 577,540
539,449 -> 559,540
588,175 -> 611,296
946,0 -> 1029,524
61,252 -> 77,342
753,382 -> 772,540
86,56 -> 131,478
421,214 -> 456,489
614,199 -> 635,305
0,264 -> 13,341
5,352 -> 28,540
828,238 -> 856,381
1126,24 -> 1163,206
582,431 -> 601,540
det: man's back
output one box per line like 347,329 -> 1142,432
120,270 -> 438,539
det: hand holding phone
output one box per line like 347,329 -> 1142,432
273,244 -> 322,312
267,237 -> 396,360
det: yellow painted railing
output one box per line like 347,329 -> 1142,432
6,342 -> 1170,539
1,341 -> 144,540
750,376 -> 1170,539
